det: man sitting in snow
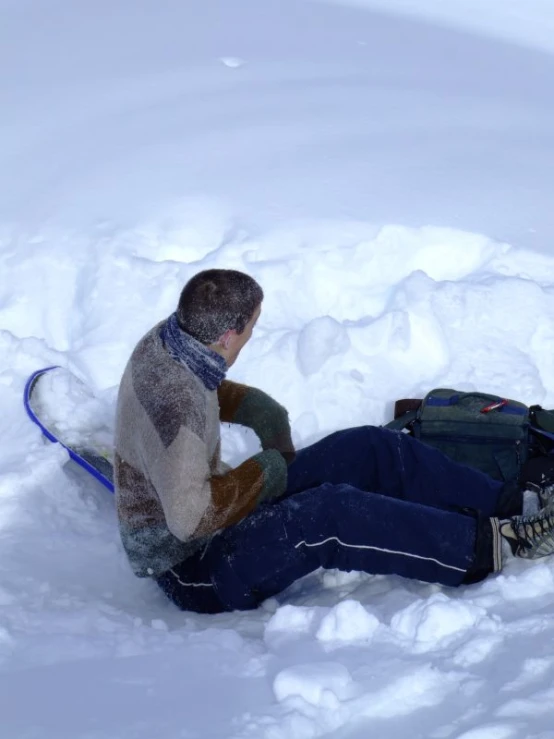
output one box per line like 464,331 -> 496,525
114,269 -> 554,613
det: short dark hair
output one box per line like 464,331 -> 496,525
176,269 -> 263,344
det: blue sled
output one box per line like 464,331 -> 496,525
24,366 -> 115,493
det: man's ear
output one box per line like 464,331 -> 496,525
219,329 -> 234,349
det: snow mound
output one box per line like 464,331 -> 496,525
315,599 -> 380,643
390,592 -> 494,646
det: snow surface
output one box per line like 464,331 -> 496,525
2,0 -> 554,737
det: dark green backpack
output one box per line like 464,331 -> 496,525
385,388 -> 554,485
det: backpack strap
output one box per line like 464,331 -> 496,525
383,398 -> 421,432
529,405 -> 554,444
383,408 -> 418,432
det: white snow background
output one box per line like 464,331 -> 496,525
2,0 -> 554,737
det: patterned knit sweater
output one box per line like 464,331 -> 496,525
114,322 -> 295,578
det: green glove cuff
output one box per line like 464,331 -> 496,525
252,449 -> 288,502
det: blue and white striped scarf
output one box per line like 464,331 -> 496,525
161,313 -> 227,391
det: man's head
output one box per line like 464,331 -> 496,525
177,269 -> 263,366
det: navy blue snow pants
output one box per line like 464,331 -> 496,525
157,426 -> 520,613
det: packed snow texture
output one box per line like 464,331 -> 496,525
2,1 -> 554,738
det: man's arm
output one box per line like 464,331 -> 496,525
148,427 -> 287,542
218,379 -> 296,463
195,450 -> 286,535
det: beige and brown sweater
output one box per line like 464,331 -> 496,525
114,323 -> 294,577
